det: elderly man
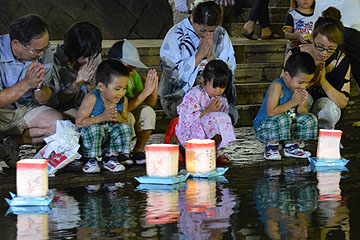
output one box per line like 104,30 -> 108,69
0,14 -> 63,167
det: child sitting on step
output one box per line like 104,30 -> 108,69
76,59 -> 133,173
253,52 -> 318,160
175,60 -> 236,164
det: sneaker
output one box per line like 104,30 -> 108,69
284,143 -> 311,158
264,145 -> 281,160
131,152 -> 146,165
118,154 -> 134,166
103,157 -> 125,172
83,159 -> 101,173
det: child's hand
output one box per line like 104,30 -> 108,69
207,96 -> 221,113
143,69 -> 158,96
295,32 -> 307,43
101,107 -> 117,122
292,89 -> 308,106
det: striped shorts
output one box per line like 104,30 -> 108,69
80,122 -> 132,158
255,113 -> 318,144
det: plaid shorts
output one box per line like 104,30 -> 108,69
80,122 -> 132,158
255,113 -> 318,144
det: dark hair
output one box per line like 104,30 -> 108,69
284,52 -> 316,77
9,14 -> 49,45
192,1 -> 221,26
63,22 -> 102,62
95,59 -> 129,86
202,60 -> 231,89
312,17 -> 343,45
322,7 -> 342,21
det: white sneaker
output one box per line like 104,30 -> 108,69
264,145 -> 281,160
103,157 -> 125,172
284,143 -> 311,158
83,159 -> 101,173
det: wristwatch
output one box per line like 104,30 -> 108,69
34,86 -> 44,92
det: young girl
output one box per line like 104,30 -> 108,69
175,60 -> 235,163
76,59 -> 133,173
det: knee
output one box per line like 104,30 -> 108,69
139,106 -> 156,130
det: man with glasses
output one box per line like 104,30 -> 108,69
0,14 -> 63,168
48,22 -> 102,119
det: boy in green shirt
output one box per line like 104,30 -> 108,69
108,40 -> 158,165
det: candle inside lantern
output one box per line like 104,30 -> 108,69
145,144 -> 179,177
185,139 -> 216,175
317,129 -> 342,160
16,159 -> 48,197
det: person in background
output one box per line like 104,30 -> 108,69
107,40 -> 158,165
254,52 -> 317,160
76,59 -> 132,173
0,14 -> 63,167
159,1 -> 239,125
176,60 -> 235,163
241,0 -> 280,40
283,0 -> 316,52
49,22 -> 102,118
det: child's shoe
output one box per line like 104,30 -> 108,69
264,145 -> 281,160
118,154 -> 134,167
216,154 -> 231,164
130,152 -> 146,165
103,156 -> 125,172
83,158 -> 101,173
284,142 -> 311,158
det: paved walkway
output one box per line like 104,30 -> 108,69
1,122 -> 359,190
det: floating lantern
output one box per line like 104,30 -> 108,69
185,139 -> 216,175
145,144 -> 179,177
16,159 -> 48,198
317,129 -> 342,160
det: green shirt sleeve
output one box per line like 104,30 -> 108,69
126,70 -> 144,99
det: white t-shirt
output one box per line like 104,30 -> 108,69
314,0 -> 360,31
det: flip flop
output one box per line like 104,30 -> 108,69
216,154 -> 231,164
261,32 -> 281,40
353,120 -> 360,127
241,30 -> 257,40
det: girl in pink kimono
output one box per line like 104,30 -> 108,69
175,60 -> 236,163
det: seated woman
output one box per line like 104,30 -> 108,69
283,16 -> 351,130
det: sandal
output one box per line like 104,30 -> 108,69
216,154 -> 231,164
353,120 -> 360,127
241,30 -> 257,40
261,32 -> 281,40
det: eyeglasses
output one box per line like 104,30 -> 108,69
313,42 -> 337,54
21,42 -> 51,56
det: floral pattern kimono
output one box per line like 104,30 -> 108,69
175,85 -> 235,149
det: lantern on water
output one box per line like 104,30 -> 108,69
185,139 -> 216,175
317,129 -> 342,160
145,144 -> 179,177
16,159 -> 48,197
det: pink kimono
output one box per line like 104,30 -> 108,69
176,85 -> 235,149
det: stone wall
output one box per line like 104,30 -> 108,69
0,0 -> 174,40
0,0 -> 286,40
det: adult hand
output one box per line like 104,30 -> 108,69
76,60 -> 95,84
23,63 -> 45,89
197,33 -> 212,60
207,96 -> 221,113
101,107 -> 117,122
143,69 -> 158,96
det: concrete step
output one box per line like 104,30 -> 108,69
224,23 -> 285,39
233,7 -> 290,24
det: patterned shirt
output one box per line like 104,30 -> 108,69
158,18 -> 236,102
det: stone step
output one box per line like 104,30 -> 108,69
224,23 -> 285,39
233,7 -> 290,24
